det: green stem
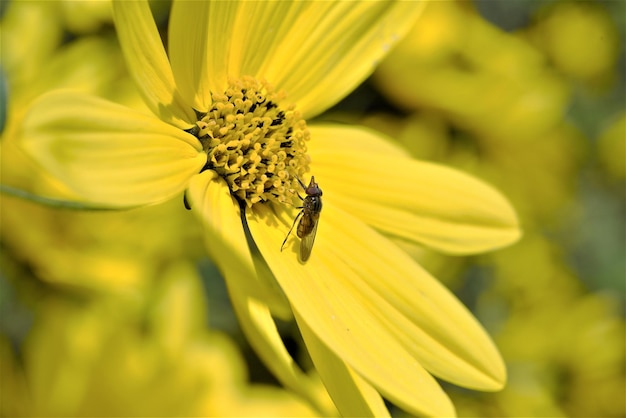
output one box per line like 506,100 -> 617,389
0,184 -> 128,211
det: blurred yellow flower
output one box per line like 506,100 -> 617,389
597,112 -> 626,181
58,0 -> 113,34
373,0 -> 571,143
526,1 -> 620,87
0,0 -> 145,204
0,262 -> 319,417
447,235 -> 626,418
367,0 -> 592,226
16,1 -> 521,415
0,0 -> 188,294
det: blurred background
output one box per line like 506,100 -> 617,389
1,0 -> 624,416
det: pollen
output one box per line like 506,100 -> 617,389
191,77 -> 310,207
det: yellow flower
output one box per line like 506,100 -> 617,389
526,1 -> 620,87
372,1 -> 571,143
0,1 -> 191,295
0,261 -> 319,417
17,1 -> 521,415
597,112 -> 626,181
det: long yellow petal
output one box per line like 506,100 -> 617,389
309,124 -> 411,157
309,124 -> 521,254
297,316 -> 391,417
228,287 -> 334,416
247,203 -> 457,417
112,0 -> 195,128
175,1 -> 423,118
168,1 -> 233,112
186,171 -> 290,315
322,203 -> 507,390
271,1 -> 424,118
20,91 -> 206,207
186,173 -> 333,414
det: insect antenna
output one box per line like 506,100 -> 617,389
295,176 -> 307,189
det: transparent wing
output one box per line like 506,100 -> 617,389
299,216 -> 319,263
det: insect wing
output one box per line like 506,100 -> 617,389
299,214 -> 319,262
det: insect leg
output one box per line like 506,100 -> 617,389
281,210 -> 304,251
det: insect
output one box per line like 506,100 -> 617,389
281,176 -> 323,262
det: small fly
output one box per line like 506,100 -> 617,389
281,176 -> 323,262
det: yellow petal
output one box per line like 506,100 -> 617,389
20,91 -> 206,207
168,1 -> 232,112
0,1 -> 63,100
247,203 -> 457,417
149,261 -> 208,358
228,288 -> 333,416
186,172 -> 333,413
173,1 -> 423,118
186,171 -> 290,316
297,316 -> 391,417
309,124 -> 411,158
309,124 -> 521,254
321,204 -> 507,391
263,1 -> 424,118
112,0 -> 195,128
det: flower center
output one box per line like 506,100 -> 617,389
190,77 -> 310,207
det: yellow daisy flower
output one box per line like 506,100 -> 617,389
18,1 -> 521,415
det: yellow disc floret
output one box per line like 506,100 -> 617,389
191,77 -> 310,207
